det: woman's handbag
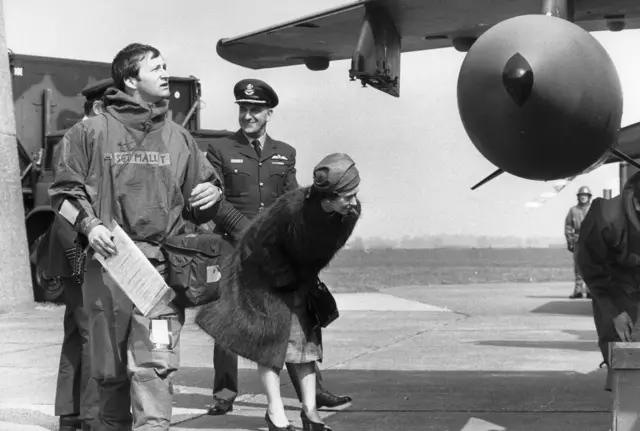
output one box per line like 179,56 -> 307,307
307,278 -> 339,329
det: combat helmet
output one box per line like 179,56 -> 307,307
577,186 -> 592,196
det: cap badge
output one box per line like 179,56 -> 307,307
244,83 -> 255,96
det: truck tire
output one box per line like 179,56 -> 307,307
30,233 -> 64,303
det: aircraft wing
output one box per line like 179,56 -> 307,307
217,0 -> 640,70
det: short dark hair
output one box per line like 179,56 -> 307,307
111,43 -> 161,91
308,186 -> 338,201
83,99 -> 93,116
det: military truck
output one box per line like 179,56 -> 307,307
11,51 -> 232,301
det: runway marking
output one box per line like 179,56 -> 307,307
334,293 -> 451,312
461,417 -> 506,431
0,422 -> 49,431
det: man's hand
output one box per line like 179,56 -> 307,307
189,183 -> 222,211
614,311 -> 634,342
567,243 -> 574,252
88,225 -> 117,259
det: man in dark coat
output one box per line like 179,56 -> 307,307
49,77 -> 112,431
205,78 -> 352,416
576,171 -> 640,391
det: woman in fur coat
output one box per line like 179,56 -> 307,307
195,153 -> 361,431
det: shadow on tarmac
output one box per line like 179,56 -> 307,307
170,367 -> 612,430
473,339 -> 598,352
529,300 -> 593,317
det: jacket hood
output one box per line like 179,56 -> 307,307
621,170 -> 640,232
104,87 -> 169,131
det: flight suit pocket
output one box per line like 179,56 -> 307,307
223,165 -> 251,196
269,161 -> 289,197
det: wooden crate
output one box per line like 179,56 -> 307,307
611,342 -> 640,431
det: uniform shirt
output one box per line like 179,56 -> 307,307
206,130 -> 298,221
243,132 -> 266,152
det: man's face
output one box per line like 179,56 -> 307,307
578,194 -> 591,205
238,103 -> 272,136
130,53 -> 169,102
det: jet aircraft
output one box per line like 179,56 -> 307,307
214,0 -> 640,189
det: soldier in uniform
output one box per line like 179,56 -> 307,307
53,77 -> 112,431
205,78 -> 352,416
565,186 -> 593,299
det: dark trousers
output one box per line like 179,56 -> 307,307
212,345 -> 326,404
54,280 -> 99,422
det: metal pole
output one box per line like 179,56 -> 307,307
42,88 -> 50,150
620,161 -> 629,191
180,96 -> 201,129
0,0 -> 35,311
541,0 -> 574,21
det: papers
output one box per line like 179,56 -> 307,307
94,224 -> 175,316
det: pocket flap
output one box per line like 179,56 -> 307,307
163,233 -> 224,258
166,252 -> 194,268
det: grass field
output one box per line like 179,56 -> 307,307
321,248 -> 575,293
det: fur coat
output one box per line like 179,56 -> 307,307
195,186 -> 361,370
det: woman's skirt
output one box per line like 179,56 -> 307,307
285,289 -> 322,364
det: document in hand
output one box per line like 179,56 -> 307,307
94,224 -> 175,316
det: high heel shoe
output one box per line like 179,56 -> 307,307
301,410 -> 333,431
265,412 -> 295,431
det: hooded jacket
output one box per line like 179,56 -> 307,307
49,88 -> 239,259
576,171 -> 640,319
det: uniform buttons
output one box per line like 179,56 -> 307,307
259,182 -> 264,187
234,169 -> 238,173
259,162 -> 263,167
260,202 -> 265,207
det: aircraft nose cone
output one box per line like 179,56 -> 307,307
502,53 -> 534,107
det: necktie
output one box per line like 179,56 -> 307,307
252,140 -> 262,158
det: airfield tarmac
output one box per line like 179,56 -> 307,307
0,282 -> 612,431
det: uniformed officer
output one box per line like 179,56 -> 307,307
565,186 -> 593,299
53,77 -> 112,431
205,78 -> 352,415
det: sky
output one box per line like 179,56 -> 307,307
4,0 -> 640,241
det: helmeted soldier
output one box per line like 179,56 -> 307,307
565,185 -> 592,299
204,78 -> 352,416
